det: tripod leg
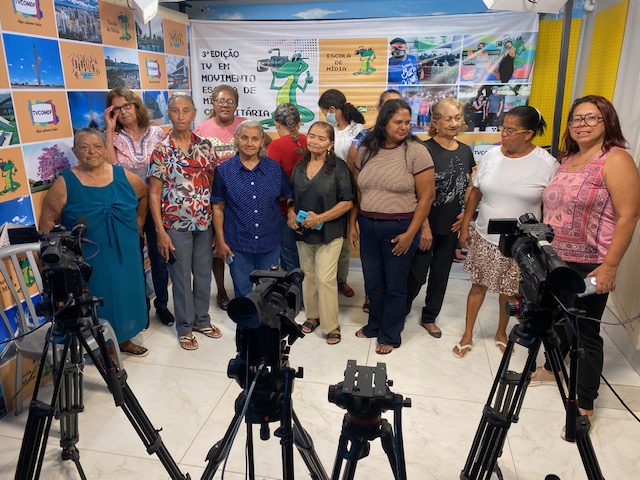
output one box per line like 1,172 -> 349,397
291,410 -> 329,480
461,328 -> 542,480
78,327 -> 188,480
202,404 -> 246,480
378,419 -> 399,479
246,419 -> 256,480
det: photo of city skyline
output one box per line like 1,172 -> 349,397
105,46 -> 141,90
55,0 -> 102,44
3,33 -> 65,89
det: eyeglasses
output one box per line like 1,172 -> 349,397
568,114 -> 603,127
498,126 -> 530,136
214,98 -> 237,106
112,102 -> 134,113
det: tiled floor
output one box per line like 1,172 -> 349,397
1,262 -> 639,479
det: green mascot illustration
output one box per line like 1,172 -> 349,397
354,46 -> 376,75
118,12 -> 132,41
20,258 -> 36,289
0,159 -> 20,196
258,49 -> 314,127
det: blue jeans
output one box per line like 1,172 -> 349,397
229,248 -> 281,298
359,215 -> 419,347
167,228 -> 213,336
140,211 -> 169,310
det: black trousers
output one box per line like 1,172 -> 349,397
406,232 -> 458,324
544,262 -> 607,411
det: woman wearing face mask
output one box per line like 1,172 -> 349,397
318,89 -> 365,298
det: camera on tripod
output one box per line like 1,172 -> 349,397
36,219 -> 94,322
226,267 -> 304,387
488,213 -> 584,321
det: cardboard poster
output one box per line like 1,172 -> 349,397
319,38 -> 388,87
98,0 -> 137,49
138,52 -> 168,90
59,41 -> 108,90
0,147 -> 29,202
0,0 -> 58,38
164,19 -> 188,57
12,90 -> 72,144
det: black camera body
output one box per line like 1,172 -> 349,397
36,222 -> 94,322
488,213 -> 584,322
227,267 -> 304,388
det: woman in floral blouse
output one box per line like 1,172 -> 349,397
148,93 -> 222,351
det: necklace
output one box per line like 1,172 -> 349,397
569,149 -> 601,168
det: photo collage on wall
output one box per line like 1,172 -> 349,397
0,0 -> 190,209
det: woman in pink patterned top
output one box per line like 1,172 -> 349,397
537,95 -> 640,422
104,87 -> 174,329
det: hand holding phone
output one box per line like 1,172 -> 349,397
168,249 -> 178,265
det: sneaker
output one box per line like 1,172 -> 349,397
157,307 -> 175,326
529,366 -> 555,386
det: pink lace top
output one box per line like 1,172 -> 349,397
113,126 -> 165,181
542,148 -> 619,264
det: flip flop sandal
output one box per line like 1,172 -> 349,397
452,342 -> 473,358
179,335 -> 198,351
375,344 -> 394,355
193,325 -> 223,338
120,345 -> 149,357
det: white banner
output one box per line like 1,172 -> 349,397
190,12 -> 539,132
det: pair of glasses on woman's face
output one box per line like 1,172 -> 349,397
568,114 -> 603,128
112,103 -> 134,113
498,126 -> 530,136
214,98 -> 237,106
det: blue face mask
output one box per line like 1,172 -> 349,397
325,112 -> 337,125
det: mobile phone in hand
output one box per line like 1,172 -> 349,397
168,250 -> 178,265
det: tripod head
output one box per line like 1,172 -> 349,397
328,360 -> 411,424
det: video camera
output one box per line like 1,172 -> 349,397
256,48 -> 289,72
226,267 -> 304,388
36,219 -> 95,322
488,213 -> 584,322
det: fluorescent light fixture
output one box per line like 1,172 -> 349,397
483,0 -> 568,14
133,0 -> 159,24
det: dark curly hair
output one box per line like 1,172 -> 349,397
318,89 -> 365,125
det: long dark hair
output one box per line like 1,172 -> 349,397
359,99 -> 418,168
318,89 -> 365,125
560,95 -> 627,161
298,121 -> 337,174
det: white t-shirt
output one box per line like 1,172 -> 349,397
334,121 -> 364,161
473,145 -> 558,245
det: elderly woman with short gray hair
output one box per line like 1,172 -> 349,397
149,93 -> 221,351
212,120 -> 294,298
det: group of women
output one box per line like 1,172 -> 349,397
39,86 -> 640,419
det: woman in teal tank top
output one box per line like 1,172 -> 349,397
40,129 -> 150,356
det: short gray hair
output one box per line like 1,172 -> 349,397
233,120 -> 267,158
73,128 -> 105,147
168,92 -> 196,110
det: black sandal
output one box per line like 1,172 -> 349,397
326,329 -> 341,345
217,295 -> 230,311
301,319 -> 319,334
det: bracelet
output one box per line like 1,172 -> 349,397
316,213 -> 321,224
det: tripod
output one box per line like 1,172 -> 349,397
202,360 -> 329,480
330,361 -> 411,480
15,297 -> 188,480
461,312 -> 604,480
